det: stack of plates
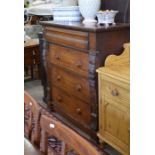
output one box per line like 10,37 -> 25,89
52,6 -> 81,22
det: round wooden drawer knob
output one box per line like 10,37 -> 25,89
56,75 -> 62,81
57,96 -> 62,102
75,61 -> 82,68
111,89 -> 119,96
76,84 -> 82,91
76,108 -> 82,115
55,55 -> 60,60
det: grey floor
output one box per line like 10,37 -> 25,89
24,80 -> 44,104
24,80 -> 122,155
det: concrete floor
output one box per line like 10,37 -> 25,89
24,80 -> 122,155
24,80 -> 44,104
24,138 -> 43,155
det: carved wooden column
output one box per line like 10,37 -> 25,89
38,32 -> 52,109
88,50 -> 106,133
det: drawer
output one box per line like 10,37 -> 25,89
44,27 -> 88,50
50,65 -> 90,103
49,44 -> 89,77
52,86 -> 91,125
101,80 -> 129,107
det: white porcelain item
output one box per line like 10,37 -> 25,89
96,10 -> 119,26
52,6 -> 81,22
62,0 -> 78,6
78,0 -> 101,24
50,0 -> 62,4
54,16 -> 81,22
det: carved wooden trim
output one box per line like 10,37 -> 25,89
40,129 -> 48,154
39,32 -> 53,110
45,42 -> 54,110
39,33 -> 48,103
105,43 -> 130,66
88,50 -> 106,131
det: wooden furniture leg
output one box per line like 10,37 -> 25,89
30,65 -> 34,80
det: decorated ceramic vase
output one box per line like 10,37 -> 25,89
78,0 -> 101,24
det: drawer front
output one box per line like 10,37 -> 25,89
50,65 -> 90,103
44,27 -> 89,50
49,44 -> 89,77
52,86 -> 91,125
101,80 -> 129,107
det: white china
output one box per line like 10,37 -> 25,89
62,0 -> 78,6
78,0 -> 101,24
52,6 -> 81,22
96,10 -> 119,26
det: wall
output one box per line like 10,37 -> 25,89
101,0 -> 130,23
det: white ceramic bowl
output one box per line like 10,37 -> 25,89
52,6 -> 81,22
96,10 -> 119,25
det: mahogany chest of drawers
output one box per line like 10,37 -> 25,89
97,43 -> 130,154
40,21 -> 130,143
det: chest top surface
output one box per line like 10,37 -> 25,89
40,21 -> 130,33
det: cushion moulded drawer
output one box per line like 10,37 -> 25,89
44,26 -> 89,50
49,44 -> 89,77
50,65 -> 90,103
52,86 -> 91,126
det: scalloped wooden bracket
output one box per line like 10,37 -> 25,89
105,43 -> 130,66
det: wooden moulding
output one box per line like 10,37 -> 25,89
44,26 -> 89,50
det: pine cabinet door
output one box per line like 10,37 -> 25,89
99,94 -> 130,154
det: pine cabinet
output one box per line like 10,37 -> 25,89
97,43 -> 130,154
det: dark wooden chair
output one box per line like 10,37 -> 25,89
24,91 -> 42,147
40,115 -> 108,155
